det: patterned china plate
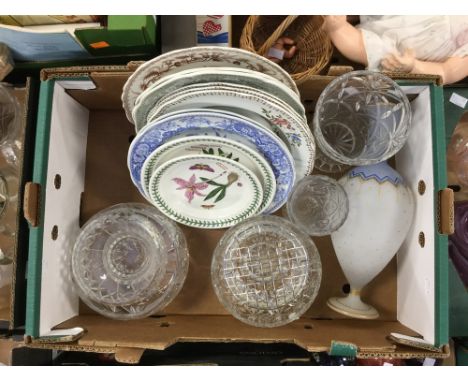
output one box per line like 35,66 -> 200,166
122,46 -> 299,123
128,111 -> 295,213
147,82 -> 306,147
144,85 -> 315,179
132,67 -> 304,129
148,106 -> 291,155
148,155 -> 263,229
141,136 -> 277,214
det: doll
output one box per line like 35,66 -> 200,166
324,16 -> 468,84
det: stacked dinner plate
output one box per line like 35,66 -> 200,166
124,47 -> 315,229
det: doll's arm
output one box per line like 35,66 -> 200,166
412,57 -> 468,84
323,16 -> 368,66
382,50 -> 468,84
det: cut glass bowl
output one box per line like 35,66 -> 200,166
313,70 -> 411,166
211,215 -> 322,327
71,203 -> 189,320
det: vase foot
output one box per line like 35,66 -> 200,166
327,296 -> 379,320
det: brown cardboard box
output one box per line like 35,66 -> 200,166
0,79 -> 37,331
23,66 -> 451,363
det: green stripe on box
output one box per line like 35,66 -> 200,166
430,84 -> 449,347
25,80 -> 55,338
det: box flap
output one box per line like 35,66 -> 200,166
26,81 -> 90,338
388,333 -> 443,353
395,86 -> 437,344
52,314 -> 405,353
40,65 -> 130,81
27,327 -> 85,344
21,314 -> 446,359
114,347 -> 145,364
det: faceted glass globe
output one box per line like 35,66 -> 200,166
287,175 -> 349,236
71,203 -> 189,320
211,215 -> 322,327
0,84 -> 21,166
313,70 -> 411,166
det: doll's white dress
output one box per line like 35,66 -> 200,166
358,16 -> 468,69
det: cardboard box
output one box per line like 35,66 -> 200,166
0,78 -> 38,332
0,337 -> 51,365
3,16 -> 160,83
22,66 -> 451,363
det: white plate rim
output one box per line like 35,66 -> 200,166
132,67 -> 304,129
122,46 -> 299,123
140,135 -> 277,214
141,87 -> 315,178
148,154 -> 264,228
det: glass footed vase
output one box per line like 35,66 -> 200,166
328,161 -> 414,319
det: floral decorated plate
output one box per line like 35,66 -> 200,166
128,111 -> 295,213
144,86 -> 315,180
146,82 -> 306,149
148,155 -> 263,229
149,106 -> 289,153
122,46 -> 299,123
132,67 -> 304,129
141,136 -> 277,214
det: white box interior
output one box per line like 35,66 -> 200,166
39,82 -> 89,336
36,82 -> 438,344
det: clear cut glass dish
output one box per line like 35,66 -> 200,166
211,215 -> 322,327
0,84 -> 21,166
313,70 -> 411,166
71,203 -> 189,320
286,175 -> 349,236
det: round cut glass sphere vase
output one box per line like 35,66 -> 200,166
286,175 -> 349,236
313,70 -> 411,169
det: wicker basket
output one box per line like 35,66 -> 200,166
240,16 -> 333,84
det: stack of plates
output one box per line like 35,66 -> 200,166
124,47 -> 315,229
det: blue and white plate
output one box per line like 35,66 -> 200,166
128,111 -> 295,213
143,84 -> 315,179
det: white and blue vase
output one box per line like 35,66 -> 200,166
328,161 -> 414,319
